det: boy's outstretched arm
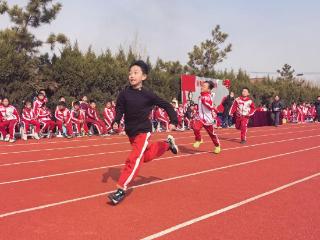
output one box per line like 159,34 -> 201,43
113,91 -> 125,127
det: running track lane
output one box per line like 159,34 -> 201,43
145,176 -> 320,240
0,133 -> 319,213
1,126 -> 318,181
0,124 -> 311,152
0,138 -> 319,239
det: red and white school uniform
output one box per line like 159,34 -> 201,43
230,96 -> 255,141
155,107 -> 169,131
290,104 -> 298,123
37,107 -> 55,133
86,107 -> 107,135
32,97 -> 48,114
176,106 -> 185,128
192,92 -> 220,147
103,107 -> 115,133
55,108 -> 73,135
71,109 -> 88,134
0,105 -> 20,140
22,108 -> 40,133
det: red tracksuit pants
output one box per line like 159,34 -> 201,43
192,120 -> 220,147
40,120 -> 55,133
118,132 -> 170,190
86,119 -> 107,135
56,120 -> 73,136
0,120 -> 18,139
72,121 -> 89,134
235,116 -> 250,141
22,120 -> 40,133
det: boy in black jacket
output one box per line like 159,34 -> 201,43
108,60 -> 179,205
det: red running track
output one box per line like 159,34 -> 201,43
0,124 -> 319,240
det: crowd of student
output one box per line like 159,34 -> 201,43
0,89 -> 319,144
0,91 -> 119,143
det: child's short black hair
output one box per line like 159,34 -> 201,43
242,87 -> 250,92
58,101 -> 67,107
38,92 -> 44,97
73,101 -> 80,106
204,81 -> 214,90
24,100 -> 32,105
129,60 -> 149,75
89,100 -> 96,104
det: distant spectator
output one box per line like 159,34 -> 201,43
315,96 -> 320,122
271,95 -> 283,127
221,92 -> 234,128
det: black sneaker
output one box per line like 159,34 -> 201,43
108,189 -> 126,205
167,135 -> 179,154
240,140 -> 246,144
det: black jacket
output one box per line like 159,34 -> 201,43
114,86 -> 178,137
315,100 -> 320,112
222,95 -> 234,115
271,100 -> 283,112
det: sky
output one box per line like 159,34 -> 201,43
1,0 -> 320,82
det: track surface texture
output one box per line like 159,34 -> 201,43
0,124 -> 319,240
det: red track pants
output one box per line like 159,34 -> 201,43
235,116 -> 250,141
192,120 -> 220,147
22,120 -> 40,133
118,132 -> 170,190
86,119 -> 107,135
0,120 -> 18,139
56,120 -> 73,136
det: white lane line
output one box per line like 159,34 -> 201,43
1,128 -> 318,166
0,134 -> 319,185
0,124 -> 310,152
141,172 -> 320,240
1,145 -> 319,219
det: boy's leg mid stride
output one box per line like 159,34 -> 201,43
108,133 -> 178,205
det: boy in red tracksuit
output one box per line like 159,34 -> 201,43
108,60 -> 179,205
55,101 -> 73,138
192,81 -> 221,154
71,101 -> 89,136
229,88 -> 255,144
86,100 -> 108,136
0,98 -> 20,143
21,100 -> 40,140
37,103 -> 55,138
103,101 -> 115,133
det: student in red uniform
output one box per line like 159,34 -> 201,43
33,92 -> 47,114
229,88 -> 255,144
71,101 -> 89,136
21,100 -> 40,140
55,101 -> 73,138
155,107 -> 170,132
103,101 -> 116,133
0,98 -> 20,143
108,60 -> 178,205
176,103 -> 185,130
37,103 -> 55,138
192,81 -> 221,154
80,96 -> 89,111
86,100 -> 108,136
